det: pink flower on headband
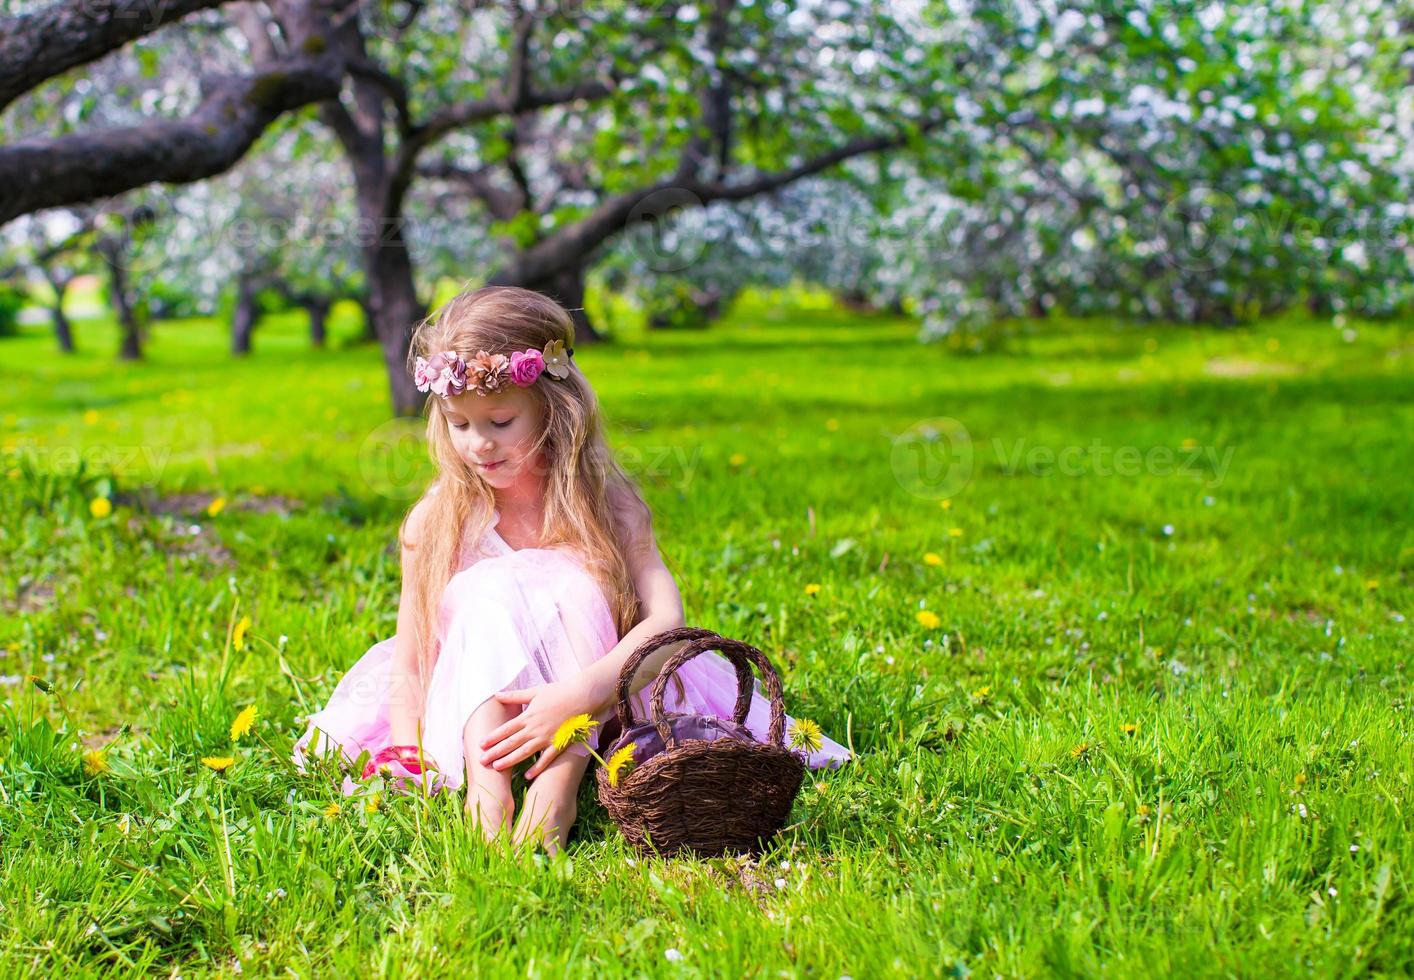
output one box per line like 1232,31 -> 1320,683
414,351 -> 468,397
413,355 -> 440,391
509,349 -> 544,386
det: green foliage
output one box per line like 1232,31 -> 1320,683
0,283 -> 24,337
642,279 -> 718,330
147,280 -> 205,321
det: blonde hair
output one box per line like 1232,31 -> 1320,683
399,286 -> 650,693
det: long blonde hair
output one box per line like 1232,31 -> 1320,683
400,286 -> 648,692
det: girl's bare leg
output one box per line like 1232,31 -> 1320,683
463,697 -> 520,841
511,748 -> 591,856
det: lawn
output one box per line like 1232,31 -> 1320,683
1,294 -> 1411,977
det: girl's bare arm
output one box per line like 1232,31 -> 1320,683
388,499 -> 432,747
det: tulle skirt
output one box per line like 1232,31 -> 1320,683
293,546 -> 851,795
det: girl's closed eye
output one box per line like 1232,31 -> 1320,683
451,420 -> 513,431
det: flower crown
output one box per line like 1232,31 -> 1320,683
414,339 -> 573,398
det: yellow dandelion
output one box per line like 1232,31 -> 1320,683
201,756 -> 235,772
1070,742 -> 1091,759
83,749 -> 109,776
788,718 -> 824,754
923,552 -> 943,566
7,468 -> 19,480
365,793 -> 382,813
947,527 -> 963,538
916,610 -> 941,630
1137,804 -> 1151,817
206,496 -> 227,517
1364,579 -> 1379,591
728,453 -> 747,467
1120,723 -> 1138,735
232,615 -> 251,652
606,743 -> 638,787
824,418 -> 839,431
1266,337 -> 1280,352
89,497 -> 112,519
804,583 -> 822,596
28,675 -> 53,694
230,704 -> 258,741
1294,772 -> 1307,787
971,685 -> 991,701
940,499 -> 952,510
324,802 -> 341,820
82,409 -> 100,425
1181,438 -> 1198,450
552,713 -> 597,751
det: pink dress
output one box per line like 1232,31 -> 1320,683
293,508 -> 851,794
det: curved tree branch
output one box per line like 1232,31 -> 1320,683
491,116 -> 949,288
0,0 -> 229,111
0,51 -> 343,223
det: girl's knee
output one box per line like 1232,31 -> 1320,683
464,695 -> 519,741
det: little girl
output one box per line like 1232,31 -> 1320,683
293,286 -> 849,854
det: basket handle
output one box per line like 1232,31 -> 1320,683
614,627 -> 748,733
646,633 -> 789,750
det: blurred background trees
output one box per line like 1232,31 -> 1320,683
2,0 -> 1410,410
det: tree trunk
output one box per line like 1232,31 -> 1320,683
835,287 -> 874,313
304,297 -> 330,348
44,271 -> 74,353
359,294 -> 378,342
51,299 -> 74,353
231,274 -> 258,356
105,254 -> 142,361
529,265 -> 603,344
115,300 -> 141,359
364,211 -> 426,416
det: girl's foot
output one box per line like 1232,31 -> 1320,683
463,696 -> 521,843
511,788 -> 577,856
466,782 -> 515,842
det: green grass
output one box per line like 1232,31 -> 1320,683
1,294 -> 1411,977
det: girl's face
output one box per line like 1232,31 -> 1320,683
442,385 -> 547,491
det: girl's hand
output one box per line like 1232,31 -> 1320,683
478,676 -> 602,779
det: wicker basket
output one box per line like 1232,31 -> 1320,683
594,626 -> 806,858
